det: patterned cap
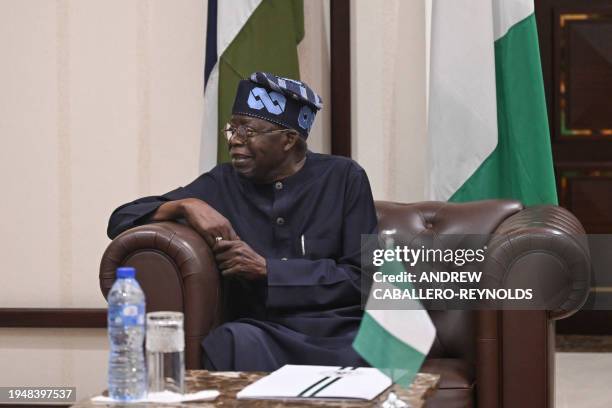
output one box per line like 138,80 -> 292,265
250,72 -> 323,110
231,72 -> 323,139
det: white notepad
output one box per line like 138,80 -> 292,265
237,365 -> 392,401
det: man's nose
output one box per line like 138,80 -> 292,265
227,133 -> 246,146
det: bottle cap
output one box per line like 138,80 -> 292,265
116,267 -> 136,279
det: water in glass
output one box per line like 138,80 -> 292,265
146,311 -> 185,394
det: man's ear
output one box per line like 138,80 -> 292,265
283,130 -> 300,152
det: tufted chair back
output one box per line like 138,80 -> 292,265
374,200 -> 524,363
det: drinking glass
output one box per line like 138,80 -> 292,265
146,311 -> 185,394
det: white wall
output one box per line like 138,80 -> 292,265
299,0 -> 331,155
0,0 -> 206,308
351,0 -> 427,203
0,328 -> 108,399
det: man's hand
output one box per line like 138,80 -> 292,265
181,198 -> 240,246
213,239 -> 267,280
152,198 -> 239,246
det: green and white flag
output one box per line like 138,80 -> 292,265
353,244 -> 436,387
355,0 -> 557,387
428,0 -> 557,205
201,0 -> 304,171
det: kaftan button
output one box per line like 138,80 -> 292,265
276,217 -> 285,225
275,181 -> 283,190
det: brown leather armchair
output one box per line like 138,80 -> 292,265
99,200 -> 591,408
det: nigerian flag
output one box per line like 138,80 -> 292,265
200,0 -> 304,171
353,243 -> 436,387
428,0 -> 558,205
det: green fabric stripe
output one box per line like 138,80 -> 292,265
216,0 -> 304,163
353,312 -> 426,387
450,14 -> 558,206
291,0 -> 305,44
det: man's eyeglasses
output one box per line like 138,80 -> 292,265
222,124 -> 288,142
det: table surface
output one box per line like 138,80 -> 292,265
72,370 -> 440,408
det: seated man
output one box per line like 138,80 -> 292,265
107,72 -> 377,371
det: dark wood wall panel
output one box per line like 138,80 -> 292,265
568,177 -> 612,232
536,0 -> 612,334
0,308 -> 106,328
554,7 -> 612,139
566,20 -> 612,129
330,0 -> 351,157
536,0 -> 612,226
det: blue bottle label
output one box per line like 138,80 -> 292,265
108,304 -> 145,327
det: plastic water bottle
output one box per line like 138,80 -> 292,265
107,266 -> 146,401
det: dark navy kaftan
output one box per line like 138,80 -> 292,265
107,151 -> 377,371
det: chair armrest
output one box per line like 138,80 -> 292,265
99,221 -> 221,368
483,205 -> 591,319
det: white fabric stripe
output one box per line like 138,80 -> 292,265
365,282 -> 436,356
218,0 -> 262,57
427,0 -> 498,201
493,0 -> 534,40
200,64 -> 219,173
